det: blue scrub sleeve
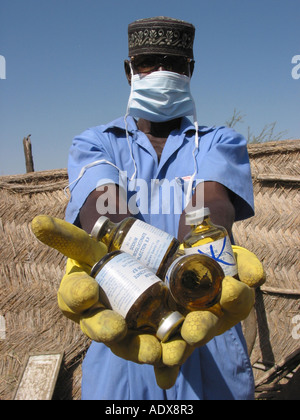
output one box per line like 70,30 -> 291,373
197,127 -> 254,221
65,129 -> 120,224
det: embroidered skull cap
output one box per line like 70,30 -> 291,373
128,16 -> 195,59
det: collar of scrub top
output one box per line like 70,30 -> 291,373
102,115 -> 215,137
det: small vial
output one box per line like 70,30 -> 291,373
165,253 -> 224,313
183,208 -> 238,278
90,251 -> 184,342
91,216 -> 180,278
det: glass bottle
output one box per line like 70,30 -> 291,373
182,208 -> 238,278
165,253 -> 224,314
91,216 -> 180,279
90,250 -> 184,342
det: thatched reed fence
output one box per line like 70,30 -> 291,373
0,140 -> 299,400
0,169 -> 87,400
233,140 -> 300,399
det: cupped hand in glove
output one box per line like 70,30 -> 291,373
31,215 -> 189,387
179,245 -> 265,347
32,215 -> 127,342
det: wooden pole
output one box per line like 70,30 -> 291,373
23,135 -> 34,173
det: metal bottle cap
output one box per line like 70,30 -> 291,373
185,207 -> 210,225
156,311 -> 185,343
90,216 -> 110,240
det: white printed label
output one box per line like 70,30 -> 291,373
184,236 -> 238,277
94,253 -> 160,318
120,220 -> 174,273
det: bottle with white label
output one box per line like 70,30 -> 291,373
91,216 -> 180,278
90,251 -> 184,342
182,208 -> 238,278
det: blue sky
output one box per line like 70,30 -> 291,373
0,0 -> 299,175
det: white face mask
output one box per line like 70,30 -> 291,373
127,70 -> 196,123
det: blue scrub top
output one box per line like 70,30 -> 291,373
65,116 -> 255,400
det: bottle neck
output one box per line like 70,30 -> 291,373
98,219 -> 117,246
190,215 -> 212,231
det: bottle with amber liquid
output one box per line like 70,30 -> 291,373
91,216 -> 180,279
182,208 -> 238,278
165,253 -> 225,314
90,250 -> 184,342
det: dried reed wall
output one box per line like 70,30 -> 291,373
0,170 -> 89,400
0,140 -> 299,400
233,140 -> 300,399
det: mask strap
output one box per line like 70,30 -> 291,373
124,62 -> 137,182
63,159 -> 122,198
186,138 -> 198,204
185,80 -> 200,203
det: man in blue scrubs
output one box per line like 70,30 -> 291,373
65,17 -> 255,400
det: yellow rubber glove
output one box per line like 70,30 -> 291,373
181,276 -> 255,345
147,246 -> 265,388
180,244 -> 265,347
32,215 -> 128,343
31,215 -> 184,372
57,258 -> 127,343
156,245 -> 265,388
58,258 -> 164,365
233,245 -> 266,288
152,275 -> 256,389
